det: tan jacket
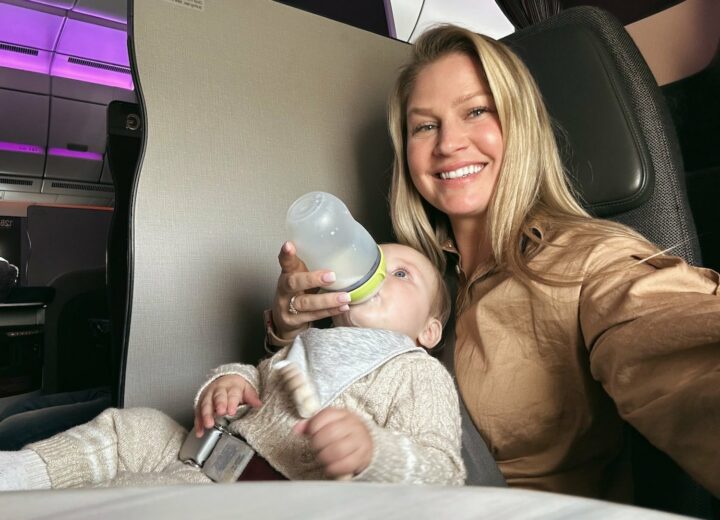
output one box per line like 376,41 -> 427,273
447,223 -> 720,500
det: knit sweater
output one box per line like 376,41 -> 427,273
195,327 -> 466,484
29,328 -> 465,487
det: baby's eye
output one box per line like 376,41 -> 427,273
392,268 -> 409,279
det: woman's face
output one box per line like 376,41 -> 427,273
405,52 -> 504,225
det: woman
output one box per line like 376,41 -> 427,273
269,26 -> 720,502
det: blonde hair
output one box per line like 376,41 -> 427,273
388,25 -> 647,285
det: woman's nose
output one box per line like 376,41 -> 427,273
434,122 -> 468,156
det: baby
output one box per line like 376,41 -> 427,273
0,244 -> 465,489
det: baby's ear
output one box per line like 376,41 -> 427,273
418,317 -> 442,349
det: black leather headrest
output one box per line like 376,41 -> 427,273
503,7 -> 654,217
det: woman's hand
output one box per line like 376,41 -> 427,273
272,241 -> 351,340
294,408 -> 373,478
194,375 -> 262,437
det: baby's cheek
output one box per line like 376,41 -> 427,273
345,305 -> 374,327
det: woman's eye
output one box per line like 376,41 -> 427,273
392,268 -> 409,278
411,123 -> 437,135
468,107 -> 489,118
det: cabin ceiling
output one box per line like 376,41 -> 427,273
0,0 -> 134,207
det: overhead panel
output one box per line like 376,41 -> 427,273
53,17 -> 132,89
55,17 -> 129,65
0,0 -> 132,203
45,97 -> 105,182
0,67 -> 51,94
0,88 -> 49,177
0,175 -> 42,194
74,0 -> 127,24
52,75 -> 135,104
0,2 -> 65,51
41,177 -> 114,204
26,0 -> 77,9
0,2 -> 63,75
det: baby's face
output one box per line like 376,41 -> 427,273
332,244 -> 438,342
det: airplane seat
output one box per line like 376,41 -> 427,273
42,268 -> 111,395
122,0 -> 711,514
504,6 -> 701,264
0,268 -> 111,450
504,7 -> 712,518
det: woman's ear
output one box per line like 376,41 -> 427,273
418,317 -> 442,349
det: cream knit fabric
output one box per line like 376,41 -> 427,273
29,329 -> 465,487
199,329 -> 466,484
28,407 -> 209,488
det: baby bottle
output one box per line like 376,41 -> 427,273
286,191 -> 386,304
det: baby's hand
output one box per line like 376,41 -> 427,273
294,408 -> 373,478
194,375 -> 262,437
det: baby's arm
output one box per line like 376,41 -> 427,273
354,354 -> 466,485
193,362 -> 262,436
295,353 -> 465,484
294,408 -> 372,478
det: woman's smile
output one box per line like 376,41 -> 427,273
436,163 -> 486,181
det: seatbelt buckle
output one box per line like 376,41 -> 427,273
179,421 -> 255,482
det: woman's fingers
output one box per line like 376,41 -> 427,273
277,242 -> 343,299
278,241 -> 306,274
280,269 -> 338,296
273,241 -> 351,338
284,290 -> 350,314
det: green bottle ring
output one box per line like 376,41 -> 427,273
348,247 -> 386,304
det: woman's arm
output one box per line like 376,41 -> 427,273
580,239 -> 720,497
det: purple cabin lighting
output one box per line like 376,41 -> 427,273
0,2 -> 133,90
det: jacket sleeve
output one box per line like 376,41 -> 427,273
353,355 -> 466,485
579,238 -> 720,497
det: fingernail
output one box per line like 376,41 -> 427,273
282,241 -> 292,253
322,272 -> 336,283
337,293 -> 351,303
339,304 -> 350,312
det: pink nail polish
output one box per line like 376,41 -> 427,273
322,272 -> 336,283
338,293 -> 351,303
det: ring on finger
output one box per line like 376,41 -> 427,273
288,295 -> 299,315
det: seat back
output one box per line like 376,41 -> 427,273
504,7 -> 701,265
125,0 -> 407,422
42,268 -> 110,394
